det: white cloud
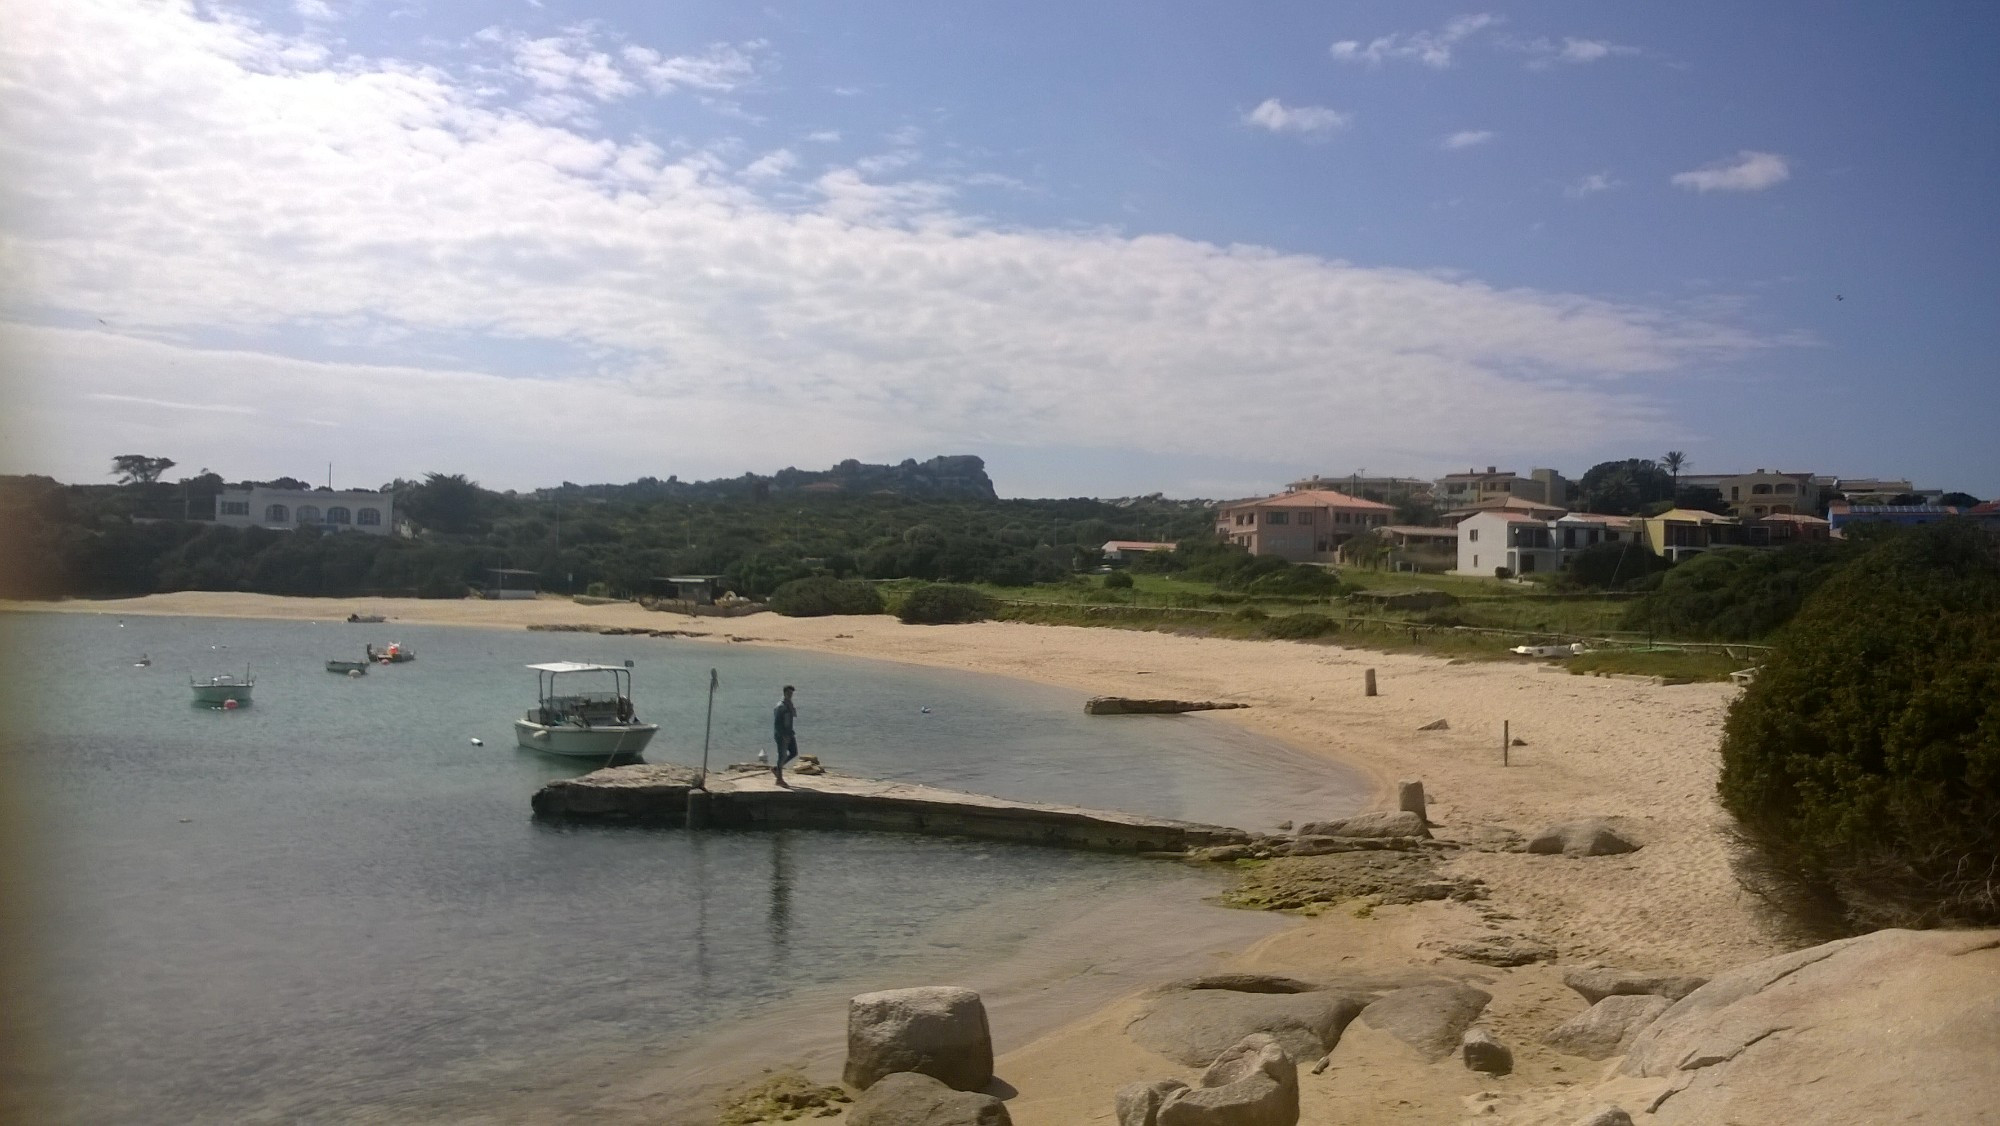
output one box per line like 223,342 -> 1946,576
0,0 -> 1774,491
1672,151 -> 1791,193
1565,172 -> 1621,198
805,130 -> 841,143
1508,35 -> 1640,68
294,0 -> 336,20
741,148 -> 797,180
1442,130 -> 1494,150
1244,98 -> 1351,135
622,40 -> 763,94
1331,14 -> 1498,68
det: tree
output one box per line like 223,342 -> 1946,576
1576,458 -> 1674,516
1661,451 -> 1687,493
1939,492 -> 1983,509
1672,484 -> 1731,515
111,454 -> 176,485
400,472 -> 491,534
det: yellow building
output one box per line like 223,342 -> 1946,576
1636,508 -> 1744,563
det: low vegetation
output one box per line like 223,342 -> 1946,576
894,582 -> 995,624
1718,522 -> 2000,929
767,576 -> 884,617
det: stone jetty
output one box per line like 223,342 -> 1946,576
531,764 -> 1253,853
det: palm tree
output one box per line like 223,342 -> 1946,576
1662,451 -> 1687,496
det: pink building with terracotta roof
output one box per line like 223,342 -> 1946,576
1215,489 -> 1395,563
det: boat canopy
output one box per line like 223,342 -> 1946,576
526,661 -> 628,673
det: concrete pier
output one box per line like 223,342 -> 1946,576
531,764 -> 1254,854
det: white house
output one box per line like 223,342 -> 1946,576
214,487 -> 395,535
1454,512 -> 1638,577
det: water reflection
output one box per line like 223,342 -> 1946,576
769,832 -> 793,956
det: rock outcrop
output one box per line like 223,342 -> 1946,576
1525,819 -> 1640,857
1358,983 -> 1493,1061
844,986 -> 994,1092
1117,1034 -> 1299,1126
1561,965 -> 1707,1005
1572,1108 -> 1635,1126
1544,994 -> 1671,1060
1086,697 -> 1251,715
1125,978 -> 1365,1067
1459,1026 -> 1513,1074
1294,810 -> 1429,839
1614,928 -> 2000,1123
849,1072 -> 1011,1125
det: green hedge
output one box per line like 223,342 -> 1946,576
1262,612 -> 1339,640
768,576 -> 884,617
895,583 -> 995,624
1717,522 -> 2000,928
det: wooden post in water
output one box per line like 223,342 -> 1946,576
685,788 -> 709,830
698,667 -> 719,789
1364,668 -> 1378,697
1503,720 -> 1510,767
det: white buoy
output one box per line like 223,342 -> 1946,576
469,737 -> 484,746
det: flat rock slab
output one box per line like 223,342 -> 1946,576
1126,984 -> 1366,1067
1086,697 -> 1251,715
1295,810 -> 1429,839
532,766 -> 1251,853
1563,966 -> 1708,1005
1360,984 -> 1493,1061
1614,928 -> 2000,1124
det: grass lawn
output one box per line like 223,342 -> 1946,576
1564,648 -> 1750,683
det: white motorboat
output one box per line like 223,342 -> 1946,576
514,662 -> 657,759
192,668 -> 254,706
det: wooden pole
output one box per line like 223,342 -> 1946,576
698,667 -> 719,789
1503,720 -> 1510,767
1364,668 -> 1377,697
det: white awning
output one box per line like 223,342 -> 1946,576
525,662 -> 626,673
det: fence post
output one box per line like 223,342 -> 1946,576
1364,668 -> 1377,697
1503,721 -> 1510,767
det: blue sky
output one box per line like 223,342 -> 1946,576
2,1 -> 1994,498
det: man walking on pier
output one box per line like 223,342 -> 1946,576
772,685 -> 800,787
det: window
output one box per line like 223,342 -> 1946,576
296,505 -> 321,523
1267,511 -> 1289,525
357,508 -> 381,526
1730,486 -> 1740,500
1775,483 -> 1796,494
1752,484 -> 1772,495
326,507 -> 351,525
1772,504 -> 1792,515
265,504 -> 288,522
1468,528 -> 1479,542
220,500 -> 249,516
1296,511 -> 1314,525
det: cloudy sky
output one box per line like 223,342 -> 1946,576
2,1 -> 1994,497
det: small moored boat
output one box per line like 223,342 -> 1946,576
347,613 -> 386,623
192,668 -> 254,706
367,643 -> 415,664
326,659 -> 370,675
514,661 -> 657,759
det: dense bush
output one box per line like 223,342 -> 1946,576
894,583 -> 994,624
1718,522 -> 2000,928
1102,570 -> 1134,589
1262,612 -> 1338,640
1622,541 -> 1857,640
768,576 -> 885,617
1555,540 -> 1670,590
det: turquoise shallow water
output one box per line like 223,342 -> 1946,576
3,612 -> 1366,1123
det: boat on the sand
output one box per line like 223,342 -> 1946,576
514,661 -> 657,759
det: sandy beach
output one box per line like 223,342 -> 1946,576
5,592 -> 1794,1124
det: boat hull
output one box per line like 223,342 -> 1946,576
513,719 -> 657,758
192,684 -> 253,705
326,661 -> 369,674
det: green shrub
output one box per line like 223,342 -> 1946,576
1717,522 -> 2000,928
895,582 -> 994,624
1556,541 -> 1670,590
1232,605 -> 1268,622
769,576 -> 885,617
1102,570 -> 1134,589
1262,612 -> 1338,640
1245,565 -> 1342,597
1623,541 -> 1857,640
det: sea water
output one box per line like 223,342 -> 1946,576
2,612 -> 1367,1122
